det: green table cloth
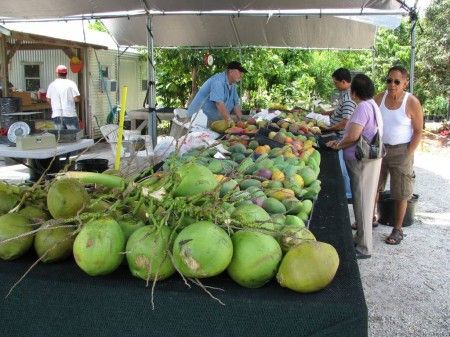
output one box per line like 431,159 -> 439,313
0,148 -> 367,337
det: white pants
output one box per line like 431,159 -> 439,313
346,158 -> 382,255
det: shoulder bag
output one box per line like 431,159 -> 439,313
354,104 -> 386,161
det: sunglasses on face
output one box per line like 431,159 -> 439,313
386,78 -> 401,85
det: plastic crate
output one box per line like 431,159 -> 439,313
47,129 -> 83,143
255,128 -> 284,148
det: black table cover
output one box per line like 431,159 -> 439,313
0,149 -> 367,337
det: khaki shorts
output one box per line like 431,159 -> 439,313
378,143 -> 415,200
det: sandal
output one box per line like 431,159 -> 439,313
385,228 -> 404,245
351,216 -> 379,230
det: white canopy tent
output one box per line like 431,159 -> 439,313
104,15 -> 381,50
0,1 -> 415,146
1,1 -> 404,20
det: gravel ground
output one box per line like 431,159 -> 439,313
350,144 -> 450,337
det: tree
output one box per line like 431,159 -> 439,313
415,0 -> 450,119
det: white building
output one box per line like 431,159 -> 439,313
1,21 -> 147,138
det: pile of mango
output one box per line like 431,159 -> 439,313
165,136 -> 321,232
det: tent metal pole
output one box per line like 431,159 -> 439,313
409,18 -> 416,94
146,15 -> 157,148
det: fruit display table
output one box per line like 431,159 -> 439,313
0,148 -> 367,337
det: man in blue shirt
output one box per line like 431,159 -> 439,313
187,61 -> 246,124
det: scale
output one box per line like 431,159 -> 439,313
7,121 -> 31,143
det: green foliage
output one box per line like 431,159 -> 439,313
373,0 -> 449,116
143,0 -> 448,116
424,96 -> 448,118
88,20 -> 108,32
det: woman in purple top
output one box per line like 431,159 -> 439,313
327,74 -> 383,259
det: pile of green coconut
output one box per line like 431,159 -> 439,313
0,157 -> 339,296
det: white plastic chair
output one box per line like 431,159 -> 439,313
100,124 -> 153,161
100,124 -> 130,158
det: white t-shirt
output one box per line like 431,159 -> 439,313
46,78 -> 80,118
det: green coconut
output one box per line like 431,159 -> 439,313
0,191 -> 19,215
126,225 -> 175,281
172,221 -> 233,278
47,178 -> 90,219
280,225 -> 316,252
276,240 -> 340,293
117,216 -> 146,241
0,213 -> 33,260
73,218 -> 125,276
19,205 -> 49,223
227,230 -> 282,288
34,224 -> 75,263
173,163 -> 218,197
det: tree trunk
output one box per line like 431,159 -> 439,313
447,95 -> 450,121
186,66 -> 198,106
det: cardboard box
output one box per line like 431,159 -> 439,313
11,91 -> 32,107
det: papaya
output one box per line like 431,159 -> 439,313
284,215 -> 305,228
238,157 -> 255,174
267,188 -> 296,201
228,143 -> 247,154
248,140 -> 259,150
265,180 -> 283,189
239,179 -> 262,190
280,226 -> 316,252
298,166 -> 317,187
220,179 -> 239,197
231,152 -> 246,163
271,168 -> 285,182
229,190 -> 251,203
262,197 -> 287,215
270,214 -> 286,226
299,199 -> 314,215
282,198 -> 303,215
231,204 -> 271,225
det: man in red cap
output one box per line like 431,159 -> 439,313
46,65 -> 81,130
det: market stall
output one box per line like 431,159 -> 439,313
0,148 -> 366,337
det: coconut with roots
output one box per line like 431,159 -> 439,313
126,225 -> 175,281
227,230 -> 282,288
47,178 -> 89,219
172,221 -> 233,278
34,224 -> 75,263
0,213 -> 33,260
73,218 -> 125,276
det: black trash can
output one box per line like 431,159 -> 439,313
378,191 -> 419,227
75,159 -> 109,173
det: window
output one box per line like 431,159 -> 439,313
141,80 -> 148,91
99,65 -> 109,91
24,64 -> 41,91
